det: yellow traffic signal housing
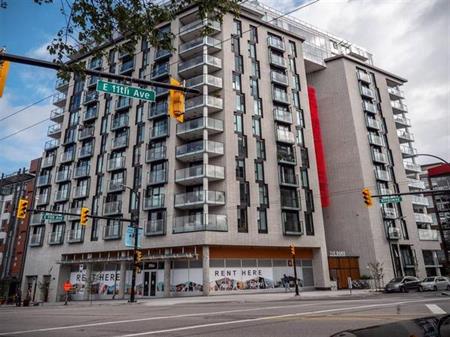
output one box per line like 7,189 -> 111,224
362,188 -> 373,207
16,198 -> 28,219
135,250 -> 143,264
80,207 -> 89,225
0,60 -> 10,98
168,78 -> 185,123
289,244 -> 296,256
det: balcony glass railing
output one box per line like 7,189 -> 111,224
388,86 -> 405,98
145,219 -> 165,236
368,134 -> 384,147
74,165 -> 90,178
185,95 -> 223,111
29,233 -> 44,246
412,195 -> 429,206
179,36 -> 221,54
111,135 -> 129,149
178,54 -> 222,72
151,63 -> 169,78
273,108 -> 292,124
277,151 -> 296,164
83,91 -> 98,104
73,186 -> 89,199
48,231 -> 64,245
408,178 -> 426,189
88,58 -> 102,70
271,71 -> 288,85
269,53 -> 287,67
107,157 -> 126,171
148,170 -> 167,184
36,174 -> 51,187
143,195 -> 165,209
383,207 -> 397,219
67,228 -> 85,242
391,101 -> 408,112
103,222 -> 122,239
148,101 -> 168,118
116,97 -> 131,110
276,129 -> 295,144
79,126 -> 95,140
155,49 -> 171,60
175,164 -> 224,182
84,105 -> 98,121
400,145 -> 417,156
174,190 -> 225,207
108,179 -> 125,192
404,161 -> 421,172
103,201 -> 122,215
362,101 -> 377,113
394,115 -> 411,126
120,59 -> 134,73
179,19 -> 220,34
52,92 -> 67,105
414,213 -> 433,223
36,194 -> 50,205
145,146 -> 166,162
41,155 -> 55,168
357,71 -> 371,83
375,169 -> 390,181
397,130 -> 414,141
50,108 -> 64,120
55,78 -> 69,89
372,151 -> 388,163
55,170 -> 71,182
79,145 -> 94,158
267,36 -> 285,50
111,115 -> 129,129
185,74 -> 223,89
360,86 -> 374,98
47,124 -> 61,135
55,190 -> 70,202
173,214 -> 227,233
176,117 -> 223,134
176,140 -> 224,157
387,227 -> 401,240
418,228 -> 439,241
44,139 -> 60,150
150,125 -> 169,139
272,90 -> 289,103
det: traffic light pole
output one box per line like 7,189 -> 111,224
292,255 -> 300,296
129,189 -> 140,303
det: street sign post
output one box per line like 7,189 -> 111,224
42,213 -> 64,221
379,196 -> 402,204
96,80 -> 155,102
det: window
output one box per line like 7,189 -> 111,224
251,61 -> 260,78
234,114 -> 243,133
289,58 -> 296,73
232,72 -> 241,91
259,184 -> 269,206
248,44 -> 256,59
235,94 -> 245,113
240,182 -> 250,206
136,124 -> 144,143
292,75 -> 301,91
233,19 -> 242,37
292,90 -> 300,109
252,118 -> 261,137
296,128 -> 304,146
255,161 -> 264,182
250,25 -> 258,43
136,105 -> 144,123
281,188 -> 299,209
288,41 -> 297,57
305,189 -> 314,212
237,135 -> 247,157
237,207 -> 248,233
300,168 -> 309,188
231,36 -> 240,54
133,166 -> 142,189
234,55 -> 243,73
236,158 -> 245,179
256,139 -> 266,160
282,211 -> 302,235
305,212 -> 314,235
296,109 -> 304,128
253,99 -> 262,116
300,148 -> 309,168
257,208 -> 267,233
250,78 -> 259,97
101,116 -> 108,134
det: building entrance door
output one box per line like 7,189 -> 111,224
143,271 -> 156,296
328,257 -> 360,289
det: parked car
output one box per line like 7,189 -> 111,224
384,276 -> 421,293
419,276 -> 450,291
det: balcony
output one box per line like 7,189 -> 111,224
144,219 -> 166,236
269,53 -> 287,68
54,190 -> 70,202
119,59 -> 134,74
387,227 -> 401,240
145,146 -> 166,163
176,140 -> 224,162
391,101 -> 408,114
29,233 -> 44,247
418,228 -> 439,241
50,108 -> 64,122
107,156 -> 126,171
87,75 -> 100,88
88,58 -> 102,70
67,228 -> 85,243
360,86 -> 375,99
48,231 -> 64,245
47,124 -> 62,138
148,101 -> 168,119
375,169 -> 390,181
73,185 -> 89,199
277,151 -> 296,165
366,117 -> 381,130
52,92 -> 67,107
151,63 -> 169,79
383,207 -> 397,219
108,179 -> 125,192
173,214 -> 227,233
111,135 -> 129,150
271,71 -> 288,86
176,117 -> 223,140
368,134 -> 384,147
394,115 -> 411,128
149,125 -> 169,139
84,105 -> 98,122
115,97 -> 131,111
178,54 -> 222,78
78,145 -> 94,159
174,190 -> 225,209
275,129 -> 295,144
388,86 -> 404,100
147,170 -> 167,185
408,178 -> 426,190
103,222 -> 122,240
55,78 -> 69,92
185,95 -> 223,119
103,201 -> 122,216
348,45 -> 370,61
36,174 -> 51,187
273,108 -> 293,124
36,193 -> 50,206
412,195 -> 429,207
55,170 -> 71,183
143,195 -> 165,210
179,19 -> 220,41
73,165 -> 90,178
185,74 -> 222,93
372,150 -> 388,164
397,130 -> 414,143
179,36 -> 221,58
414,213 -> 433,223
175,164 -> 224,186
78,126 -> 95,140
44,139 -> 60,151
272,90 -> 289,104
279,173 -> 299,187
154,49 -> 171,61
83,91 -> 98,105
111,115 -> 129,130
400,145 -> 417,158
362,101 -> 377,114
357,71 -> 371,84
404,161 -> 421,173
267,36 -> 285,51
41,155 -> 55,168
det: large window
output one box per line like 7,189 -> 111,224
257,208 -> 267,234
282,211 -> 302,235
237,207 -> 248,233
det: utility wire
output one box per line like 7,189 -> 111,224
0,94 -> 54,122
0,117 -> 50,142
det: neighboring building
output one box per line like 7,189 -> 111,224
421,163 -> 450,275
0,160 -> 39,302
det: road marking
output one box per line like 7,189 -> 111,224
115,298 -> 450,337
426,304 -> 446,314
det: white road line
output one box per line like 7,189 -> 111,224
426,304 -> 446,314
115,298 -> 450,337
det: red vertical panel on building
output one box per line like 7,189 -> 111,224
308,86 -> 330,207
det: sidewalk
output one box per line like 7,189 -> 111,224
1,289 -> 380,308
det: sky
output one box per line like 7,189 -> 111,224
0,0 -> 448,175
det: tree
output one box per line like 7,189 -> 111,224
367,262 -> 384,291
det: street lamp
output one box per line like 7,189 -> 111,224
122,184 -> 141,303
415,154 -> 449,165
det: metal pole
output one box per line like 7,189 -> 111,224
292,256 -> 300,296
129,190 -> 140,303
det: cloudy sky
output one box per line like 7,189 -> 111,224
0,0 -> 448,175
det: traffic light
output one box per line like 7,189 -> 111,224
362,188 -> 373,207
0,60 -> 10,98
80,207 -> 89,225
16,198 -> 28,219
289,244 -> 296,256
168,77 -> 185,123
135,250 -> 143,264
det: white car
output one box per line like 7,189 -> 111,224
419,276 -> 450,291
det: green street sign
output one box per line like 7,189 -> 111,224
96,80 -> 155,102
379,196 -> 402,204
42,213 -> 65,221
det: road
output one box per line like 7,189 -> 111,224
0,292 -> 449,337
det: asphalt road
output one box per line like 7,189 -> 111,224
0,292 -> 449,337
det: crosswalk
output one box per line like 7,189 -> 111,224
426,303 -> 447,314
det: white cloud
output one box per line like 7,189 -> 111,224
261,0 -> 450,164
27,41 -> 53,61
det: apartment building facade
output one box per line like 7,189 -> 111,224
22,3 -> 334,302
0,160 -> 39,302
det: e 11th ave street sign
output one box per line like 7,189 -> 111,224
96,80 -> 155,102
42,213 -> 64,221
379,196 -> 402,204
